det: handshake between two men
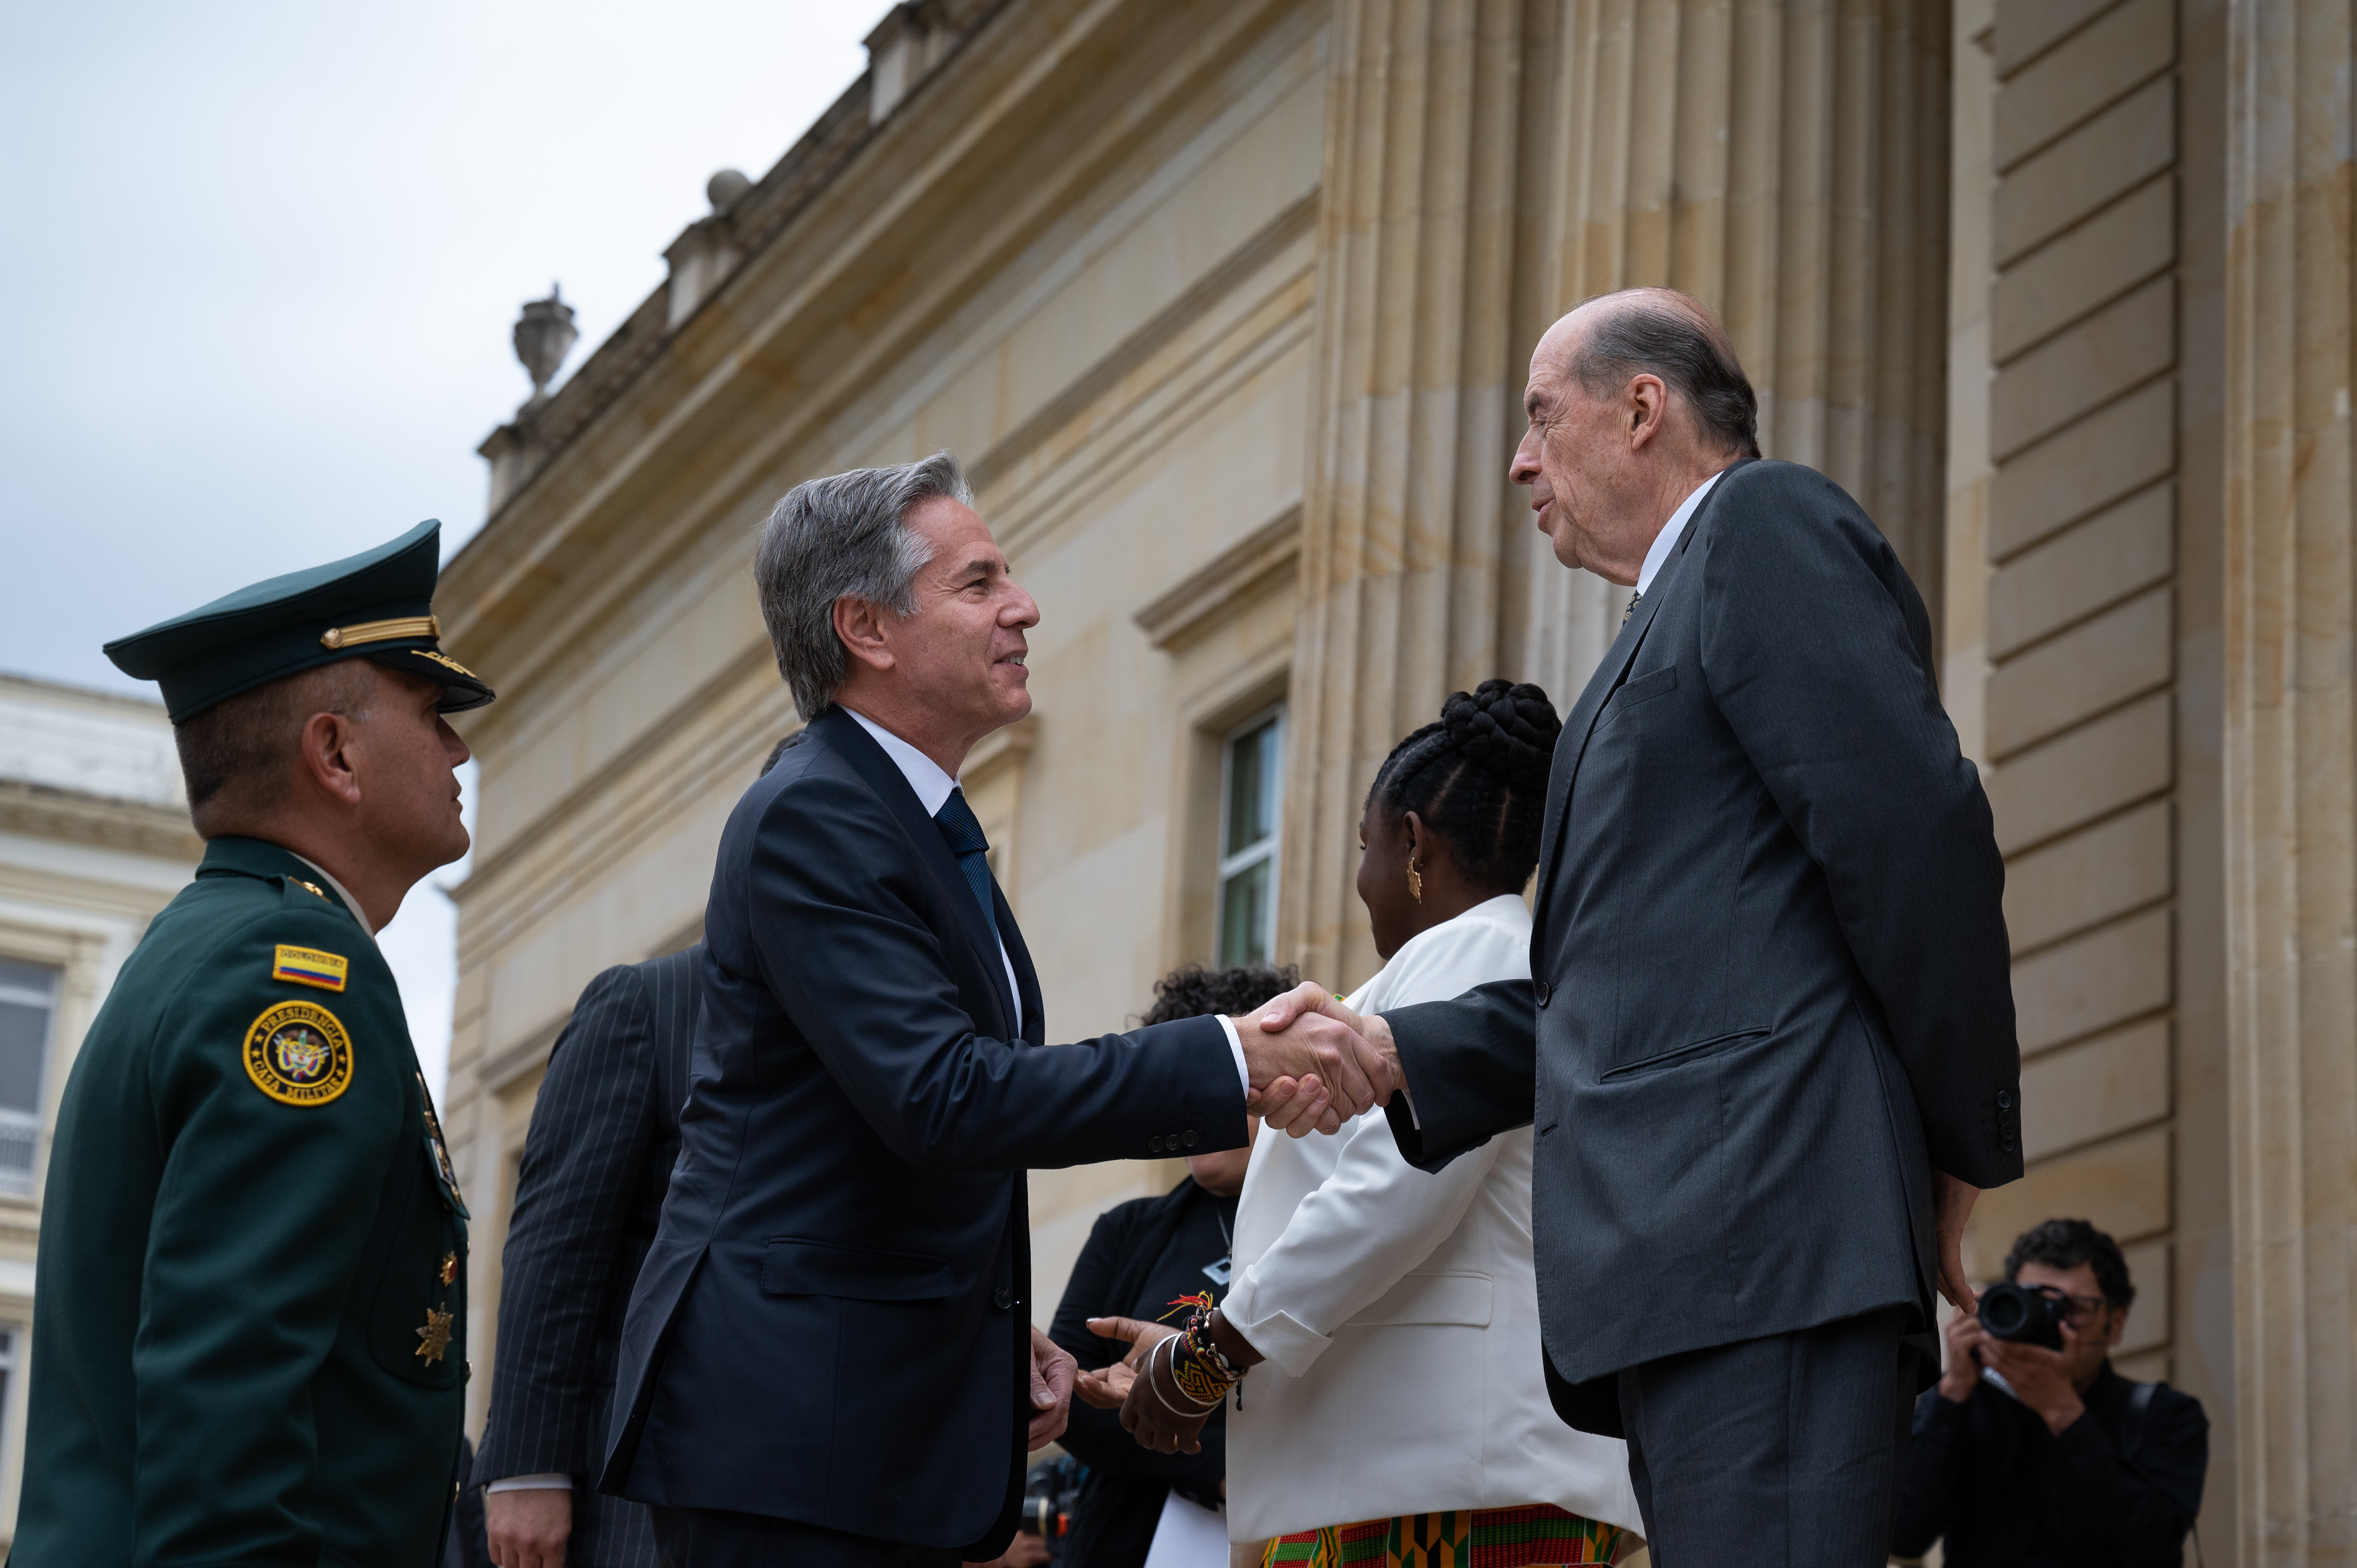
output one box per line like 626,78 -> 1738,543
1237,982 -> 1396,1136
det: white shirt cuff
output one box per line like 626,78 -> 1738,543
485,1473 -> 573,1493
1217,1014 -> 1250,1098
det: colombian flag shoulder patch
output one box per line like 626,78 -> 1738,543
272,943 -> 349,993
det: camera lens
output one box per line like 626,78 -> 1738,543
1978,1282 -> 2032,1338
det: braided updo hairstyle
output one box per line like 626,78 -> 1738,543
1368,679 -> 1563,892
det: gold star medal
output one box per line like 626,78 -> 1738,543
415,1304 -> 455,1365
438,1251 -> 458,1286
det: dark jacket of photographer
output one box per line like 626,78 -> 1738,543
1893,1362 -> 2207,1566
1049,1179 -> 1233,1568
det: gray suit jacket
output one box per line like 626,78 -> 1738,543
473,948 -> 700,1567
1385,459 -> 2022,1430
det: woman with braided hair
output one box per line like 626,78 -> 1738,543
1080,681 -> 1645,1567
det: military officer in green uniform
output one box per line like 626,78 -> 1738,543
15,521 -> 494,1567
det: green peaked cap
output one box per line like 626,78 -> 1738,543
104,519 -> 496,723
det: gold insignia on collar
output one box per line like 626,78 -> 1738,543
242,1002 -> 354,1107
292,879 -> 331,902
415,1304 -> 455,1364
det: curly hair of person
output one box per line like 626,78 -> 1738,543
1142,962 -> 1302,1026
1368,678 -> 1563,894
2003,1217 -> 2137,1312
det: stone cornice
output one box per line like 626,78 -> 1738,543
0,779 -> 202,865
436,0 -> 1312,682
1133,503 -> 1302,651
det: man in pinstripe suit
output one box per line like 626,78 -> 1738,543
476,943 -> 700,1568
476,739 -> 800,1568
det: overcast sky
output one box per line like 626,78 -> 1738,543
1,1 -> 873,1092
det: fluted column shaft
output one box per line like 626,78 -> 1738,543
1283,0 -> 1527,988
2223,2 -> 2357,1559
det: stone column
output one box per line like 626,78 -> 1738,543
1282,0 -> 1952,989
2223,1 -> 2357,1557
1282,0 -> 1529,988
1523,0 -> 1953,708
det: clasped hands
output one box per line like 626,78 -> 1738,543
1234,983 -> 1399,1137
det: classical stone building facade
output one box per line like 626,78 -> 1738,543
0,674 -> 201,1549
438,0 -> 2356,1556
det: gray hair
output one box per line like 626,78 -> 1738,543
755,451 -> 972,719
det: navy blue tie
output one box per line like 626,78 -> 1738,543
933,789 -> 999,940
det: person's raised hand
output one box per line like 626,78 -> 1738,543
1027,1326 -> 1076,1451
1085,1314 -> 1213,1454
1980,1323 -> 2087,1435
486,1486 -> 572,1568
1932,1169 -> 1981,1314
1075,1355 -> 1137,1409
1937,1305 -> 1989,1403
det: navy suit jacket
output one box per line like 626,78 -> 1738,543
599,708 -> 1240,1554
1385,460 -> 2023,1431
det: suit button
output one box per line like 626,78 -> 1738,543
2001,1134 -> 2016,1153
1534,980 -> 1552,1007
1181,1130 -> 1199,1148
993,1286 -> 1013,1310
1997,1089 -> 2015,1108
1148,1135 -> 1165,1153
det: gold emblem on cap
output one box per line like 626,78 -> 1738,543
320,614 -> 439,651
415,1304 -> 455,1364
411,648 -> 479,679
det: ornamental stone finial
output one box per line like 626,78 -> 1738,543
512,285 -> 579,406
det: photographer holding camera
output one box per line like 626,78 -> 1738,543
1893,1219 -> 2209,1566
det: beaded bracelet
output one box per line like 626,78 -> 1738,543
1148,1333 -> 1222,1417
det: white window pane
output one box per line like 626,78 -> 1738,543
0,1000 -> 48,1116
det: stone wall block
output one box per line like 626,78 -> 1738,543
1985,690 -> 2173,854
1988,480 -> 2173,657
2021,1015 -> 2173,1160
2003,797 -> 2172,955
1993,75 -> 2175,265
1993,0 -> 2118,77
1988,275 -> 2176,460
1988,376 -> 2175,557
2012,903 -> 2172,1055
1990,173 -> 2174,362
1993,0 -> 2175,171
1985,583 -> 2173,757
1970,1124 -> 2174,1263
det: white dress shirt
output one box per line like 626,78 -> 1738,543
1222,895 -> 1642,1541
1635,466 -> 1728,598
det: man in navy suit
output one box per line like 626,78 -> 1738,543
600,453 -> 1385,1568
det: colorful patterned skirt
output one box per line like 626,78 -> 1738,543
1260,1504 -> 1630,1568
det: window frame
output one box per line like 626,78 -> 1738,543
1214,704 -> 1286,966
0,958 -> 60,1200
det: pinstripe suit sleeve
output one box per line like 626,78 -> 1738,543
474,964 -> 661,1483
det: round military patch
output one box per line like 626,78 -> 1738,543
242,1002 -> 354,1107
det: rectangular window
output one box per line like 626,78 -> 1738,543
0,958 -> 59,1197
1216,708 -> 1284,966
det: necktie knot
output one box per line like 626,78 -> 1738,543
935,788 -> 990,858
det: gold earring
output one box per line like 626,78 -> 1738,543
1407,863 -> 1424,902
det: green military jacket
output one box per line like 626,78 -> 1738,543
15,836 -> 467,1567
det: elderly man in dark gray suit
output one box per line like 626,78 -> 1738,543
1253,289 -> 2022,1566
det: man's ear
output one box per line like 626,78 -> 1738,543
297,709 -> 365,808
833,595 -> 897,674
1626,372 -> 1668,448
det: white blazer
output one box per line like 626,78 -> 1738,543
1223,896 -> 1642,1542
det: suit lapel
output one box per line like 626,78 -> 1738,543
817,710 -> 1022,1040
995,888 -> 1046,1045
1531,463 -> 1749,930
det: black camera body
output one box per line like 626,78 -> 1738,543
1978,1280 -> 2066,1349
